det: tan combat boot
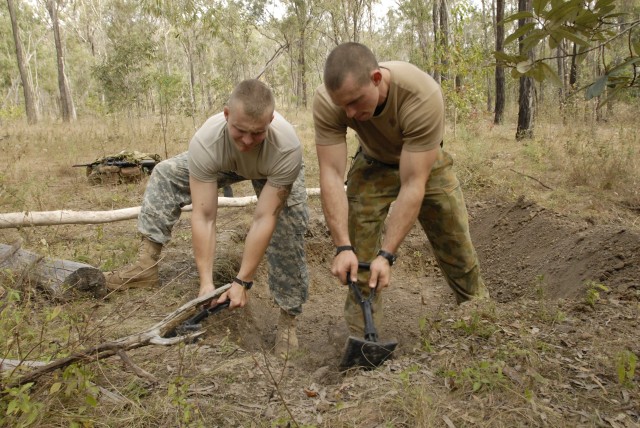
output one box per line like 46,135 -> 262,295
275,309 -> 298,358
105,237 -> 162,291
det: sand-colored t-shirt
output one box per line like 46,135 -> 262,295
313,61 -> 444,164
188,111 -> 302,187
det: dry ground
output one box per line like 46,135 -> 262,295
1,112 -> 639,427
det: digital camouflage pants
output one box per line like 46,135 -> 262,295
138,152 -> 309,315
344,147 -> 489,333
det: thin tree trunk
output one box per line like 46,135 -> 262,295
516,0 -> 534,140
7,0 -> 39,124
47,0 -> 76,122
432,0 -> 441,83
494,0 -> 505,124
482,0 -> 493,112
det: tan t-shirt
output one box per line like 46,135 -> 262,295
313,61 -> 444,164
188,111 -> 302,187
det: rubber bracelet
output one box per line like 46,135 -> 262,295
377,249 -> 397,266
233,277 -> 253,290
335,245 -> 355,256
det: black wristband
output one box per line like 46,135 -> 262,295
377,249 -> 397,266
335,245 -> 355,256
233,277 -> 253,290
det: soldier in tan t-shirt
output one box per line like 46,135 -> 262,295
313,42 -> 489,337
105,80 -> 308,357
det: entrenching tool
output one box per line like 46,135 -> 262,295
164,300 -> 231,339
340,262 -> 398,370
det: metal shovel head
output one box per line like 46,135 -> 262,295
340,335 -> 398,370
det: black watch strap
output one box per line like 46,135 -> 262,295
335,245 -> 355,256
377,250 -> 397,266
233,277 -> 253,290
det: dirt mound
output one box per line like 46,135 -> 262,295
469,196 -> 640,302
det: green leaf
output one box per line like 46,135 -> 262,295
608,56 -> 640,75
494,51 -> 516,63
531,64 -> 546,82
540,62 -> 563,86
551,27 -> 590,47
546,0 -> 582,24
521,30 -> 547,52
502,11 -> 535,25
586,75 -> 608,100
517,60 -> 535,74
473,381 -> 482,391
574,10 -> 598,27
532,0 -> 551,15
86,394 -> 98,407
505,23 -> 537,46
50,382 -> 62,394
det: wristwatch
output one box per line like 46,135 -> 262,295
377,249 -> 397,266
233,277 -> 253,290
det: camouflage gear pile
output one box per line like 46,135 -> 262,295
138,152 -> 309,314
78,151 -> 162,185
344,147 -> 489,334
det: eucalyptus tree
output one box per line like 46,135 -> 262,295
323,0 -> 374,44
92,0 -> 158,115
432,0 -> 450,83
6,0 -> 39,123
394,0 -> 433,71
515,0 -> 534,140
45,0 -> 76,122
494,0 -> 504,124
141,0 -> 219,117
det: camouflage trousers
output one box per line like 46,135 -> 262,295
139,152 -> 309,315
344,147 -> 489,333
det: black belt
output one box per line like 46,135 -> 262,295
362,152 -> 399,169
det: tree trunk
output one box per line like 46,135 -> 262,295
516,0 -> 534,140
432,0 -> 441,83
438,0 -> 449,83
7,0 -> 39,124
569,42 -> 578,88
482,0 -> 493,112
494,0 -> 505,124
47,0 -> 76,122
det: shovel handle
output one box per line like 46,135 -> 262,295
348,262 -> 379,343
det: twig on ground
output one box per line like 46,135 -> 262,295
117,350 -> 159,384
509,168 -> 554,190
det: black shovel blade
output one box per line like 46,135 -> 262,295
340,336 -> 398,370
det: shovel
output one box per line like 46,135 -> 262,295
339,262 -> 398,370
164,299 -> 231,339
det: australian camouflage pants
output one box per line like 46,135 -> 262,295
344,147 -> 489,333
138,152 -> 309,315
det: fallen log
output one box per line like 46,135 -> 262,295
3,285 -> 230,388
0,242 -> 106,300
0,188 -> 322,229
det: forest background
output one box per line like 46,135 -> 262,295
1,0 -> 640,427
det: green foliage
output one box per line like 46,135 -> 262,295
498,0 -> 640,103
584,280 -> 609,307
616,350 -> 637,388
0,383 -> 42,427
167,377 -> 203,427
452,311 -> 498,339
438,361 -> 506,393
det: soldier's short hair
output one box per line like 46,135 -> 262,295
228,79 -> 275,119
323,42 -> 379,92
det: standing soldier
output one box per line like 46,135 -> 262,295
313,42 -> 489,335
